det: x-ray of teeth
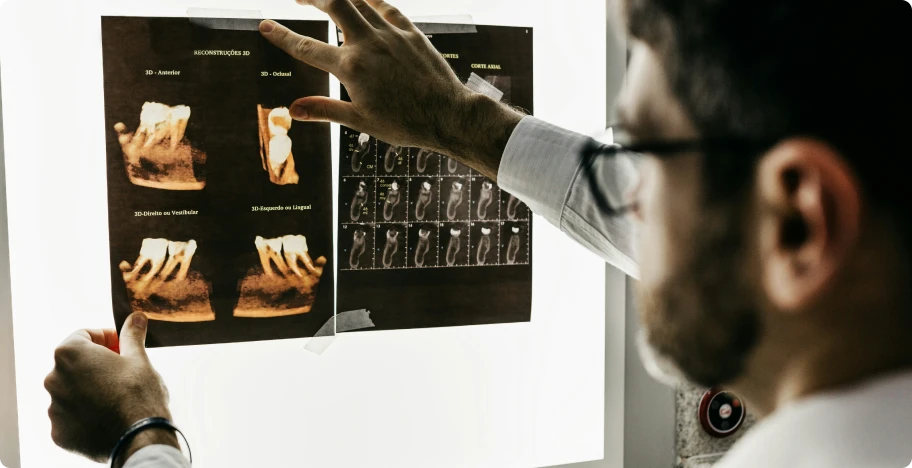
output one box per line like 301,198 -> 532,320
382,228 -> 401,268
235,234 -> 327,318
119,238 -> 215,322
383,181 -> 403,221
114,102 -> 206,190
383,144 -> 403,173
257,105 -> 300,185
477,181 -> 495,220
476,227 -> 493,265
415,149 -> 437,174
506,226 -> 523,264
505,194 -> 529,220
349,228 -> 368,269
416,181 -> 434,220
415,228 -> 432,267
351,132 -> 371,173
447,158 -> 459,174
445,227 -> 463,266
446,180 -> 466,220
351,180 -> 370,221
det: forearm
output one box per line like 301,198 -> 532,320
435,92 -> 525,181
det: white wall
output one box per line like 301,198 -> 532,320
0,1 -> 615,467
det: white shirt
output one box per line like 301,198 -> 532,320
715,370 -> 912,468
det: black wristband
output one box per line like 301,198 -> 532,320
109,417 -> 192,468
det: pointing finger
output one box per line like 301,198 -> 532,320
260,21 -> 341,75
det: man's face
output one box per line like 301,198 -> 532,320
618,42 -> 762,388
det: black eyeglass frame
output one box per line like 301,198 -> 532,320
580,134 -> 779,216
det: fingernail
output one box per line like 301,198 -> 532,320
133,313 -> 147,328
290,104 -> 308,120
260,20 -> 276,33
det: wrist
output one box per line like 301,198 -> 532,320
114,427 -> 179,468
437,90 -> 525,180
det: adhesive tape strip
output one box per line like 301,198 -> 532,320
338,15 -> 476,42
303,309 -> 375,355
186,8 -> 263,30
466,73 -> 505,102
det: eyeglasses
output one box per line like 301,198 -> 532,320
580,126 -> 778,217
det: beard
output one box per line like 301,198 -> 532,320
636,204 -> 763,389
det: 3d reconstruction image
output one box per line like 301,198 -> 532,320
234,235 -> 327,318
114,102 -> 206,190
257,105 -> 300,185
119,238 -> 215,322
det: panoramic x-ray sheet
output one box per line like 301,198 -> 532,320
338,26 -> 534,331
102,17 -> 334,347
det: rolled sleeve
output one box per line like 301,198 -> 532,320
498,116 -> 640,278
123,445 -> 191,468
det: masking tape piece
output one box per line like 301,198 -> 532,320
303,309 -> 375,355
187,8 -> 263,30
466,73 -> 505,102
339,16 -> 476,42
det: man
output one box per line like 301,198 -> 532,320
45,0 -> 912,466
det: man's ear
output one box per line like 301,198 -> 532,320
756,138 -> 861,312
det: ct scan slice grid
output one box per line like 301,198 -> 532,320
337,25 -> 534,331
340,140 -> 531,271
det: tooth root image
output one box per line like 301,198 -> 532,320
416,181 -> 434,221
382,228 -> 401,268
477,181 -> 494,220
415,229 -> 431,267
446,228 -> 463,266
447,157 -> 459,174
383,181 -> 402,221
506,226 -> 522,265
476,228 -> 492,265
446,181 -> 465,220
349,229 -> 367,269
235,234 -> 327,318
507,194 -> 524,220
416,149 -> 432,174
351,132 -> 371,173
383,145 -> 402,173
257,105 -> 300,185
350,181 -> 369,222
118,238 -> 215,322
114,102 -> 206,190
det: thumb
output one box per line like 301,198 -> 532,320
119,312 -> 150,360
290,96 -> 361,127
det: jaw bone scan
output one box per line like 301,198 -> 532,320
415,228 -> 432,267
506,194 -> 525,220
416,180 -> 434,220
415,149 -> 436,174
257,105 -> 300,185
446,180 -> 466,220
351,132 -> 371,173
446,227 -> 463,266
119,238 -> 215,322
350,181 -> 370,222
234,235 -> 327,318
477,181 -> 495,220
383,181 -> 403,221
382,227 -> 401,268
383,144 -> 404,173
506,226 -> 522,264
476,227 -> 493,265
114,102 -> 206,190
349,229 -> 368,269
